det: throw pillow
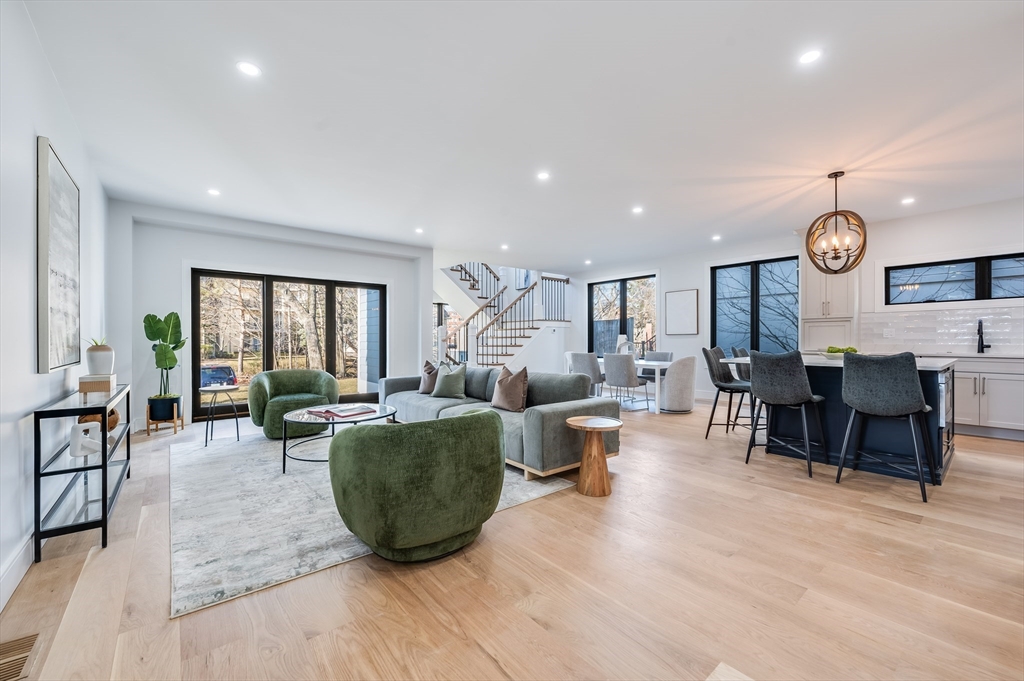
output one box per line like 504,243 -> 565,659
491,366 -> 528,412
431,363 -> 467,399
418,361 -> 440,394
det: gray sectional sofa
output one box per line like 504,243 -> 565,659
379,368 -> 620,479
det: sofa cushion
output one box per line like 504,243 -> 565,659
525,372 -> 591,407
418,361 -> 440,394
438,403 -> 526,464
432,363 -> 467,399
491,366 -> 528,412
464,367 -> 496,401
386,390 -> 483,422
263,393 -> 331,439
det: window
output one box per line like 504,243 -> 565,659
711,257 -> 799,353
587,275 -> 656,357
192,269 -> 386,419
885,253 -> 1024,305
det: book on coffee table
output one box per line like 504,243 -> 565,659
306,405 -> 377,420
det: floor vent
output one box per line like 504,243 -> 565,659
0,633 -> 37,681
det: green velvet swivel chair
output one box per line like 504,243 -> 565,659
328,409 -> 505,561
248,369 -> 339,439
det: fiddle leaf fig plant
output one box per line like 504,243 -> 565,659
144,312 -> 187,397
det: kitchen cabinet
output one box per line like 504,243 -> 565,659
802,263 -> 855,319
802,319 -> 852,351
953,371 -> 981,426
980,373 -> 1024,430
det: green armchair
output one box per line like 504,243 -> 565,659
248,369 -> 339,439
329,409 -> 505,562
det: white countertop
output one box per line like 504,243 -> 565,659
723,353 -> 957,371
917,352 -> 1024,360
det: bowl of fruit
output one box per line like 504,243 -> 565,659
821,346 -> 857,360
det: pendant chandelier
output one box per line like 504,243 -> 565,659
805,171 -> 866,275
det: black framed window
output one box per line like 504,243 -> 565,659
587,275 -> 656,357
885,253 -> 1024,305
711,256 -> 799,354
191,268 -> 386,419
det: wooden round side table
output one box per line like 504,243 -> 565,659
566,416 -> 623,497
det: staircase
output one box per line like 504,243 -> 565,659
439,263 -> 570,367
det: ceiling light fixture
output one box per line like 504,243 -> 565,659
207,188 -> 221,196
799,50 -> 822,64
712,235 -> 721,241
805,171 -> 867,275
632,206 -> 643,214
585,260 -> 592,265
236,61 -> 262,77
501,244 -> 509,250
415,227 -> 423,233
902,197 -> 915,205
537,171 -> 550,181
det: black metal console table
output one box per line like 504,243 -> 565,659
34,384 -> 131,562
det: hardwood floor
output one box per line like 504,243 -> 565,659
2,404 -> 1022,680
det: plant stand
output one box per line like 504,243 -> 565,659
146,402 -> 184,435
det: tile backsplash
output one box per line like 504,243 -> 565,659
858,305 -> 1024,356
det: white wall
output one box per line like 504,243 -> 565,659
106,201 -> 433,428
0,1 -> 107,612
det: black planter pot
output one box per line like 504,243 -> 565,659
148,396 -> 182,421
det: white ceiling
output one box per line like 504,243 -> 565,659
24,1 -> 1024,271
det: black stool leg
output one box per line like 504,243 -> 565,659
908,414 -> 928,502
917,412 -> 938,485
732,392 -> 745,432
836,409 -> 858,483
852,413 -> 867,471
726,392 -> 735,431
745,400 -> 763,464
799,404 -> 812,478
812,401 -> 827,464
705,390 -> 720,439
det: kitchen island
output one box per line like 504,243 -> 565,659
723,354 -> 956,483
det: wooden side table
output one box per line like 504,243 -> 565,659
566,416 -> 623,497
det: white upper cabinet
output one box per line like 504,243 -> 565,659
801,253 -> 856,319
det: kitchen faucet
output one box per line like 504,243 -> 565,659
977,319 -> 991,354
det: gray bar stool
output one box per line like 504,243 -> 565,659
837,352 -> 937,502
730,347 -> 751,381
744,350 -> 826,477
701,347 -> 752,437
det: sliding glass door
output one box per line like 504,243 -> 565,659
587,275 -> 657,357
191,269 -> 386,419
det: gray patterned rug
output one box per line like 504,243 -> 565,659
169,433 -> 573,617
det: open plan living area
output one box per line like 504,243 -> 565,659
2,1 -> 1023,680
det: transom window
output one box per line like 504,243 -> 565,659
885,253 -> 1024,305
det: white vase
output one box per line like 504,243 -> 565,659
86,345 -> 115,375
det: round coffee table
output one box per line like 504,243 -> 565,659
199,385 -> 240,446
566,416 -> 623,497
281,404 -> 397,473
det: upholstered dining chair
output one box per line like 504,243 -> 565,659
639,351 -> 673,381
659,357 -> 696,413
604,353 -> 649,408
744,350 -> 826,478
568,352 -> 605,397
701,347 -> 752,438
731,347 -> 751,381
836,352 -> 937,502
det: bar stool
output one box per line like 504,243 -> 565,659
836,352 -> 937,502
701,347 -> 752,438
744,350 -> 826,477
730,347 -> 751,381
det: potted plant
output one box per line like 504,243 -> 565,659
85,336 -> 115,375
144,312 -> 187,421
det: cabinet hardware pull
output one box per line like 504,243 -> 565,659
982,377 -> 986,395
827,301 -> 831,316
821,302 -> 825,316
973,377 -> 978,395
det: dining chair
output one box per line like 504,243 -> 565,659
639,351 -> 673,381
701,347 -> 752,438
659,357 -> 696,413
568,352 -> 605,397
604,353 -> 650,408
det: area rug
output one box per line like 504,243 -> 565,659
168,432 -> 573,617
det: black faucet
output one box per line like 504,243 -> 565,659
977,319 -> 991,354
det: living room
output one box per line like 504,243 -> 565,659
1,2 -> 1022,680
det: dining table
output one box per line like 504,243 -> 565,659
596,357 -> 674,414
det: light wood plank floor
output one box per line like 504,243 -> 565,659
3,404 -> 1022,680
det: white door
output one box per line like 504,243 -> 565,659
980,373 -> 1024,430
953,371 -> 981,426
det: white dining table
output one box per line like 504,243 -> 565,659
596,358 -> 673,414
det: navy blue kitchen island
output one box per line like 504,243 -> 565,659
724,355 -> 957,483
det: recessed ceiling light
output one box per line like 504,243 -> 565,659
236,61 -> 262,77
415,227 -> 423,233
712,235 -> 721,241
632,206 -> 643,214
207,188 -> 221,196
537,171 -> 550,181
902,197 -> 915,205
501,244 -> 509,250
799,50 -> 822,64
585,260 -> 592,265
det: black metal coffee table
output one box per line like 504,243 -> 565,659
281,404 -> 397,473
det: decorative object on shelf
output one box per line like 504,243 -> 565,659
665,289 -> 699,335
85,337 -> 115,375
79,373 -> 117,393
37,136 -> 81,374
69,421 -> 116,458
144,311 -> 187,425
805,171 -> 867,275
79,407 -> 120,430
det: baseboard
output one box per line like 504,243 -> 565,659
0,534 -> 34,614
956,424 -> 1024,442
505,451 -> 620,478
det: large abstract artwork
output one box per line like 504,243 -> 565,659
37,136 -> 81,373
